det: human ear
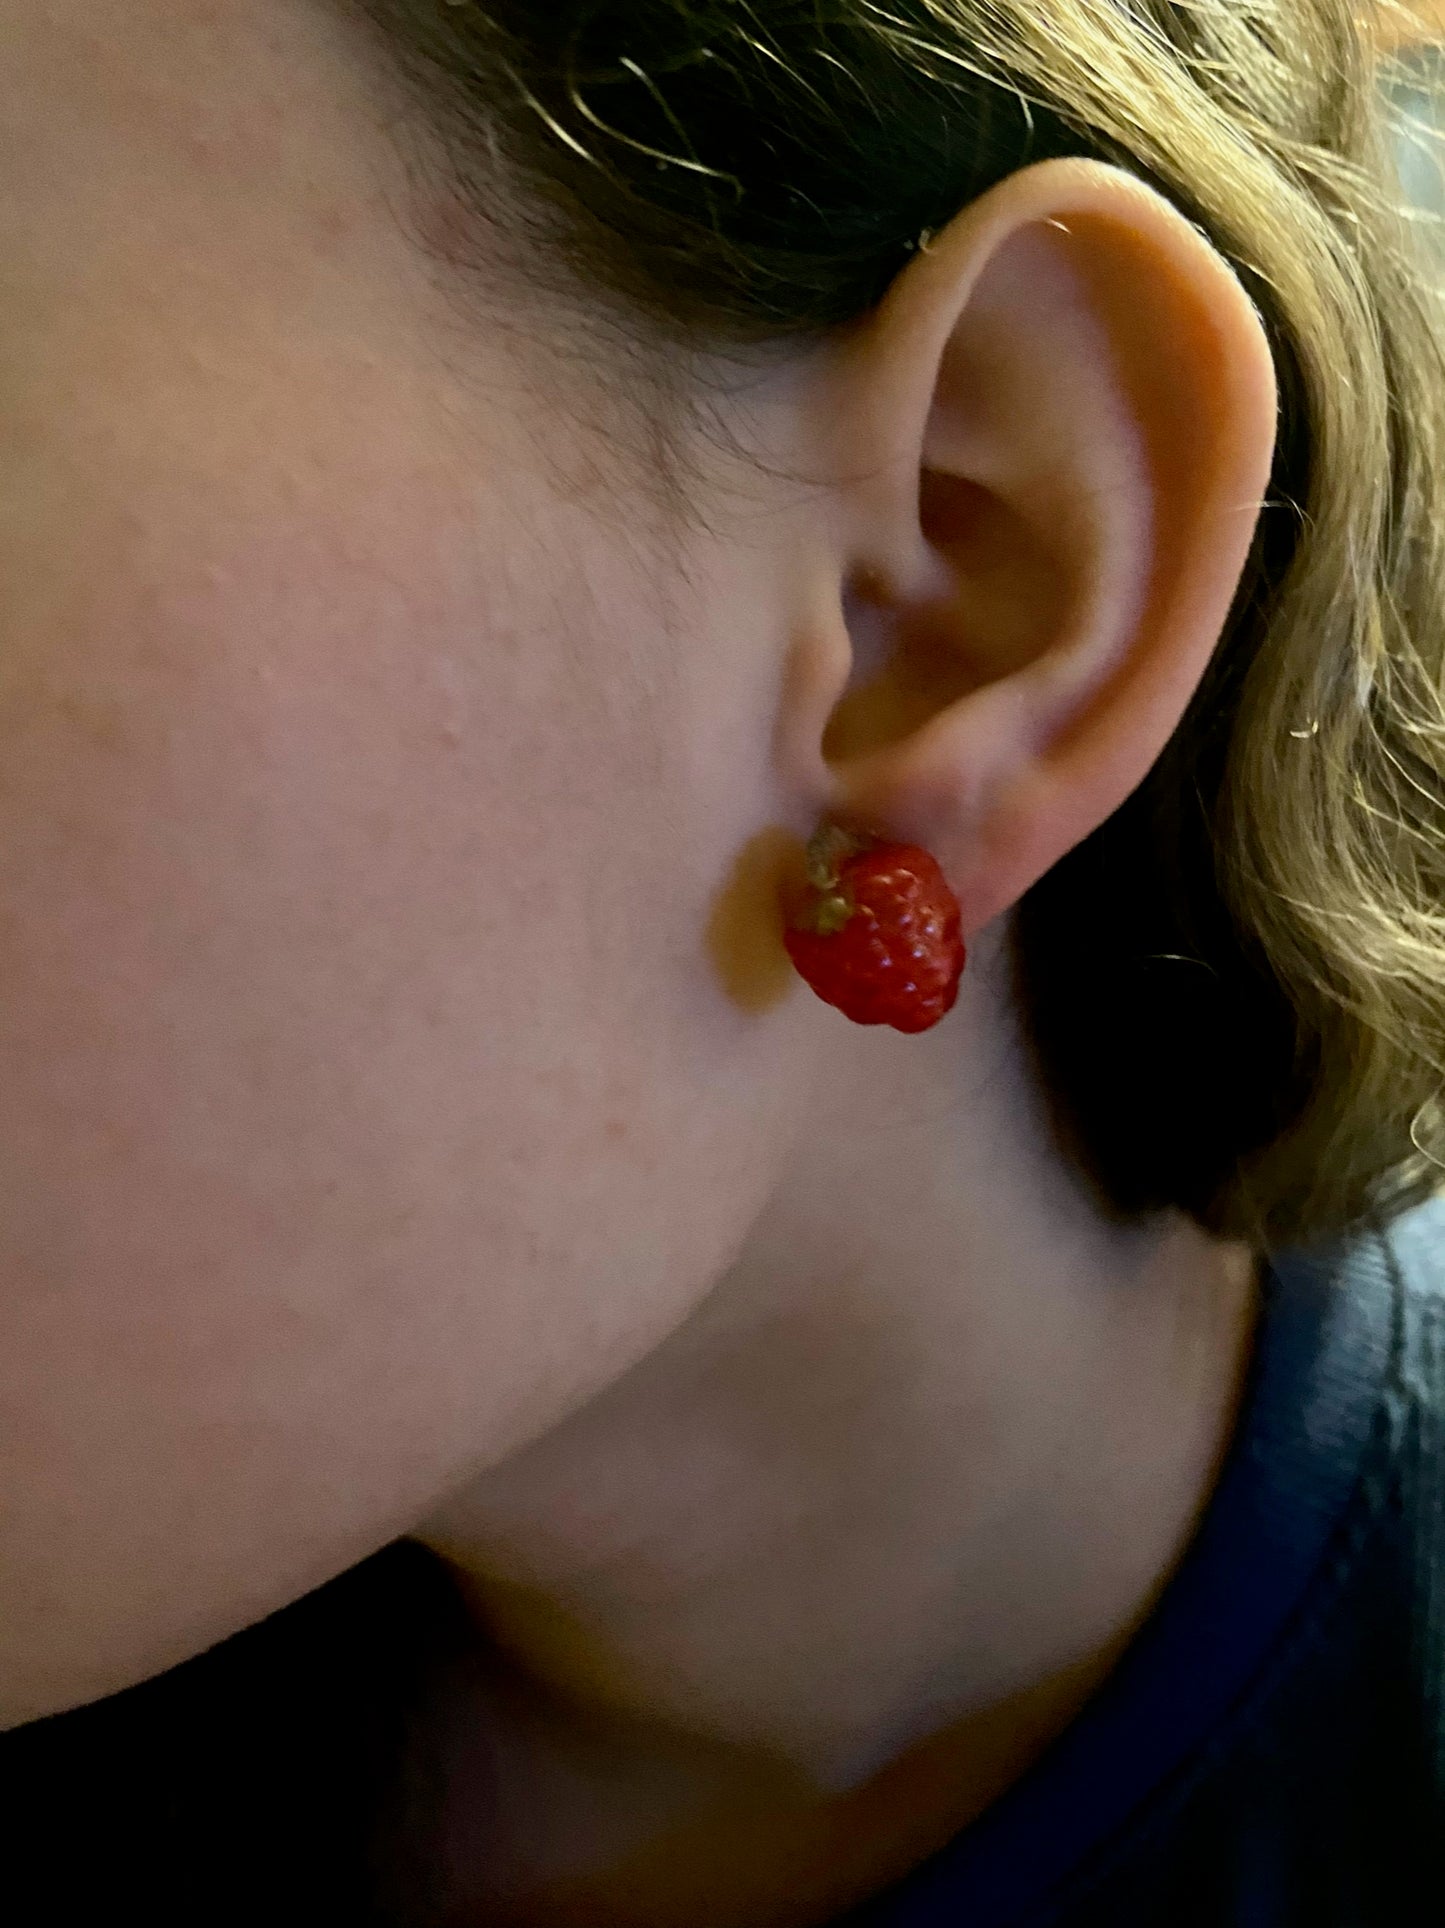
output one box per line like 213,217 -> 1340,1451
774,156 -> 1279,938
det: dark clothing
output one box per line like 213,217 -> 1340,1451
5,1194 -> 1445,1925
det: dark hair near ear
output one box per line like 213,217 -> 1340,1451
335,0 -> 1445,1252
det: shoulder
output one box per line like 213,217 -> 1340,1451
1352,1189 -> 1445,1700
1373,1188 -> 1445,1443
1380,1187 -> 1445,1309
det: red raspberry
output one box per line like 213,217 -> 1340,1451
781,824 -> 966,1033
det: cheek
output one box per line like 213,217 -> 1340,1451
0,460 -> 799,1724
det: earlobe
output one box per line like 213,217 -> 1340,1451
780,157 -> 1278,938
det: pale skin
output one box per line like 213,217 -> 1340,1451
1,4 -> 1276,1924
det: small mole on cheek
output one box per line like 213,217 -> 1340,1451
705,825 -> 809,1016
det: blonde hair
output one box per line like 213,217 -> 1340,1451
340,0 -> 1445,1253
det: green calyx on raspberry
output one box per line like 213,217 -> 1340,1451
803,822 -> 876,891
795,823 -> 878,935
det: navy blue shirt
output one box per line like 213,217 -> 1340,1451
6,1193 -> 1445,1924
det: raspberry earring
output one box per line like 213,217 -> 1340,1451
781,821 -> 967,1033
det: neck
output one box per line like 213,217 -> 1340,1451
410,919 -> 1262,1922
